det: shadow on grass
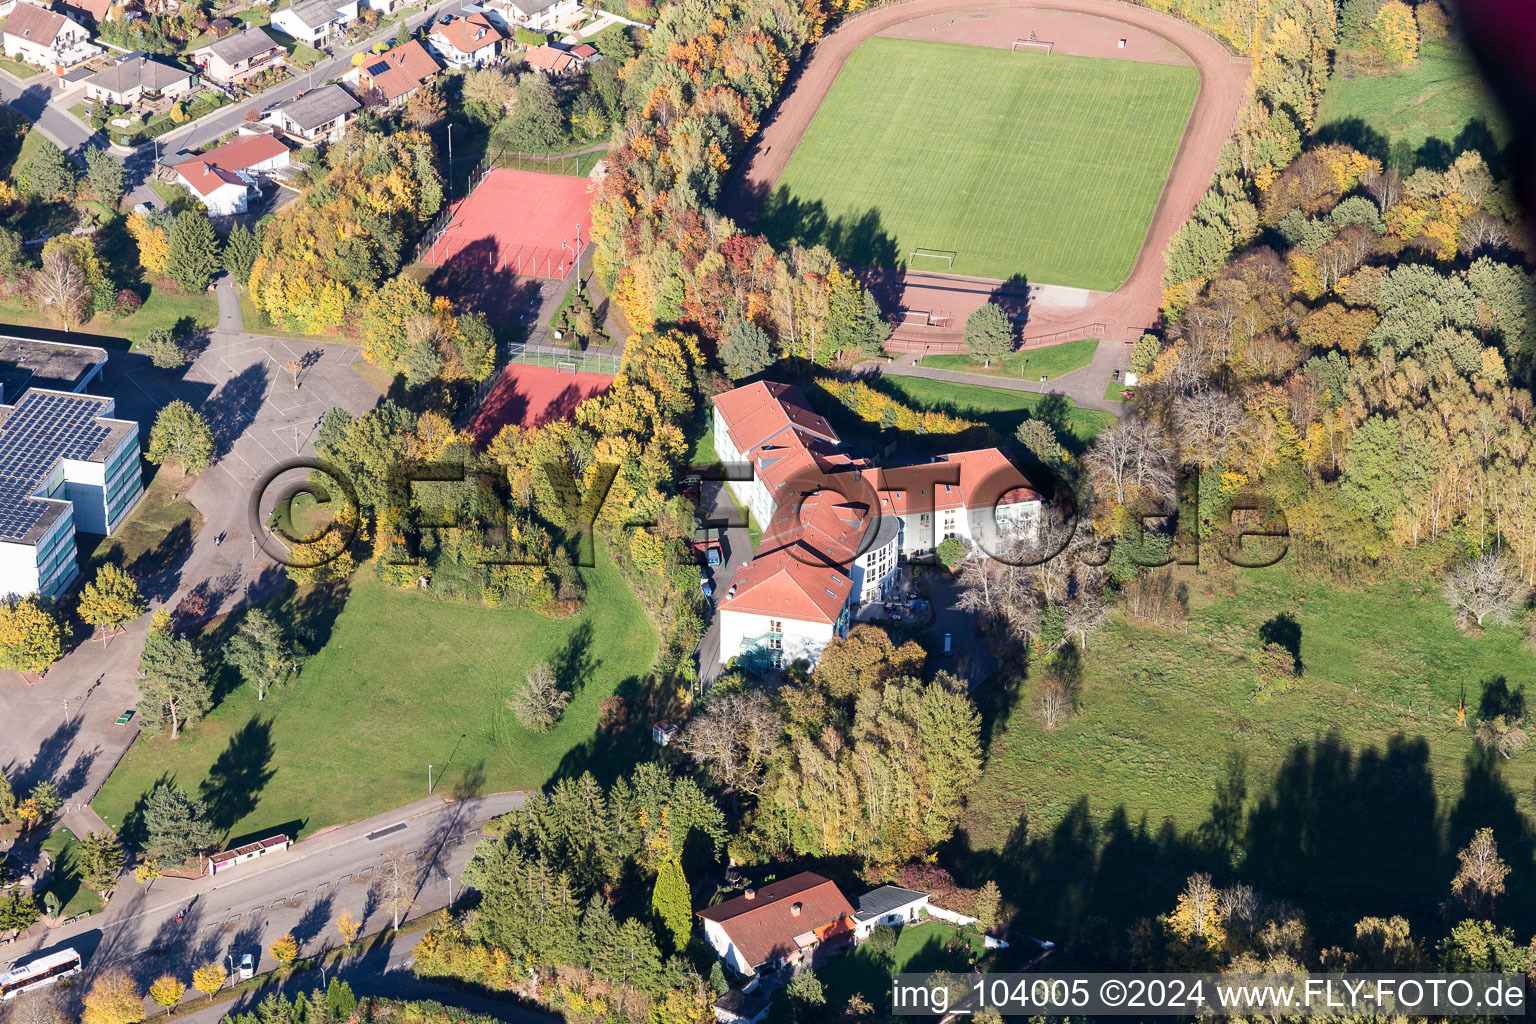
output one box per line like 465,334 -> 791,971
945,732 -> 1536,962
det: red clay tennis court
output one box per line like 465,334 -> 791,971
469,363 -> 613,443
423,168 -> 595,280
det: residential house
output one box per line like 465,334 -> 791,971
569,41 -> 597,62
190,26 -> 285,86
426,12 -> 503,68
698,873 -> 856,978
55,0 -> 108,28
1,3 -> 98,73
270,0 -> 358,48
262,83 -> 358,145
483,0 -> 578,33
348,37 -> 439,106
521,42 -> 575,74
172,132 -> 291,216
712,380 -> 1042,669
852,885 -> 930,939
82,54 -> 200,106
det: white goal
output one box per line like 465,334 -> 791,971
1011,33 -> 1054,54
556,360 -> 579,375
908,249 -> 957,270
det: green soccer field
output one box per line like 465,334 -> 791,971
755,38 -> 1198,290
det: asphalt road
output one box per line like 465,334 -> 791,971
0,793 -> 527,1011
175,929 -> 551,1024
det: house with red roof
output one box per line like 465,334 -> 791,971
426,12 -> 504,68
348,37 -> 441,106
712,380 -> 1042,670
697,872 -> 856,978
172,132 -> 291,216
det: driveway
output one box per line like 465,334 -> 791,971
696,479 -> 753,684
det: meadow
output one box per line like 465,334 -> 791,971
93,552 -> 657,844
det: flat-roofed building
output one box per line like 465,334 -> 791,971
0,389 -> 143,598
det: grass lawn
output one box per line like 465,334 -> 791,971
92,549 -> 659,844
960,562 -> 1536,948
288,43 -> 324,68
756,38 -> 1196,289
0,56 -> 41,78
38,829 -> 106,919
82,469 -> 205,580
0,285 -> 216,346
1316,41 -> 1508,166
881,376 -> 1113,447
819,921 -> 985,1017
924,338 -> 1099,382
1103,380 -> 1129,402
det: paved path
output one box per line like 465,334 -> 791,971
868,333 -> 1131,417
0,70 -> 95,153
0,793 -> 529,1016
1,289 -> 385,949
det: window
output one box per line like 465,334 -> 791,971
769,620 -> 783,634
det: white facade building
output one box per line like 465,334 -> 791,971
270,0 -> 357,46
711,381 -> 1042,671
0,388 -> 143,600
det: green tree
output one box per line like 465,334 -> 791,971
935,537 -> 965,569
77,564 -> 144,634
651,855 -> 692,954
166,210 -> 219,292
225,607 -> 295,701
722,320 -> 773,378
973,880 -> 1001,930
138,627 -> 211,739
0,596 -> 65,673
964,302 -> 1013,367
140,328 -> 188,370
140,783 -> 219,866
496,75 -> 565,152
16,138 -> 76,200
146,400 -> 215,473
0,887 -> 40,933
79,831 -> 126,893
786,969 -> 826,1015
84,147 -> 126,207
222,223 -> 259,285
1437,919 -> 1531,973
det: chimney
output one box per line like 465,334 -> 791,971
743,888 -> 755,901
790,902 -> 802,917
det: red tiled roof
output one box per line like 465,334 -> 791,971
717,547 -> 851,624
178,132 -> 289,173
361,38 -> 439,100
698,873 -> 855,970
522,44 -> 575,72
865,450 -> 1041,516
175,159 -> 245,196
570,43 -> 596,58
430,12 -> 503,54
174,133 -> 289,196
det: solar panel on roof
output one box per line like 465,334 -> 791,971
366,61 -> 388,75
0,391 -> 115,541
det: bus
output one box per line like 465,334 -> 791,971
0,949 -> 83,1001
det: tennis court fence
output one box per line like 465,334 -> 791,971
508,341 -> 621,377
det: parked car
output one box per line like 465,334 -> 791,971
700,578 -> 714,598
238,953 -> 254,980
707,547 -> 721,568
